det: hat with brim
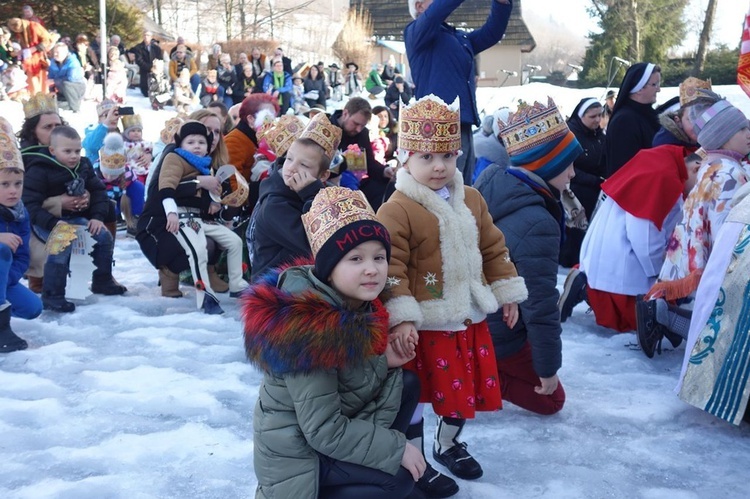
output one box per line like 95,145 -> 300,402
346,62 -> 358,70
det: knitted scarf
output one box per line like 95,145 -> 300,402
174,148 -> 212,175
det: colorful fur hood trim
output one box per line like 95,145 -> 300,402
241,265 -> 389,375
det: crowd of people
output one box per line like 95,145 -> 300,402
1,0 -> 750,498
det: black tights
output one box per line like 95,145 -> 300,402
318,370 -> 420,499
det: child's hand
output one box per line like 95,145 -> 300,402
385,340 -> 415,368
87,219 -> 105,235
208,202 -> 221,215
166,213 -> 179,234
389,321 -> 417,358
503,302 -> 519,328
135,155 -> 150,170
535,374 -> 560,395
401,442 -> 426,481
284,170 -> 317,192
104,106 -> 118,127
0,233 -> 22,252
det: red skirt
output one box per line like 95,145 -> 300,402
587,288 -> 637,332
404,321 -> 502,418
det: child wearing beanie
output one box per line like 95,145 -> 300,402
173,68 -> 196,114
96,132 -> 145,236
377,95 -> 528,498
248,112 -> 342,281
158,120 -> 248,314
242,186 -> 425,498
0,118 -> 42,353
632,100 -> 750,355
82,99 -> 120,163
121,114 -> 153,186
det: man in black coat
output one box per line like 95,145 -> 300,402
128,31 -> 164,97
330,97 -> 395,210
383,75 -> 412,119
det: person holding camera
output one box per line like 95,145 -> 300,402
22,125 -> 126,313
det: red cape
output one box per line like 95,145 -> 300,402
602,145 -> 689,230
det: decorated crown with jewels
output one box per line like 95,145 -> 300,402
302,186 -> 376,256
23,93 -> 58,119
497,97 -> 570,157
0,118 -> 23,172
259,115 -> 305,157
399,95 -> 460,154
299,112 -> 342,160
679,77 -> 712,106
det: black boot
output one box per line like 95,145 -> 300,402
91,273 -> 127,295
433,417 -> 483,480
406,420 -> 458,498
42,262 -> 75,313
201,293 -> 224,315
0,306 -> 28,353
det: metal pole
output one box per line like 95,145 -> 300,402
100,0 -> 107,96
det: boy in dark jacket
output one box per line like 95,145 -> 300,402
22,126 -> 126,313
248,112 -> 341,281
0,119 -> 42,352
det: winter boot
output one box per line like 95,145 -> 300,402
91,272 -> 128,295
207,264 -> 229,293
406,420 -> 458,498
433,417 -> 483,480
27,275 -> 43,294
0,306 -> 28,353
42,262 -> 75,313
636,295 -> 667,358
159,268 -> 183,298
201,293 -> 224,315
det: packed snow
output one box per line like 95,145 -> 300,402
0,84 -> 749,498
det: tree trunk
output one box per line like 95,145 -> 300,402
239,0 -> 246,40
629,0 -> 640,62
693,0 -> 718,75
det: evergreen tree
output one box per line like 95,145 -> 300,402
579,0 -> 688,87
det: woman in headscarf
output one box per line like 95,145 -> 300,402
559,98 -> 606,267
604,62 -> 661,177
6,17 -> 53,96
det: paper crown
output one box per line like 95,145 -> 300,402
399,95 -> 461,154
497,97 -> 570,157
121,114 -> 143,132
260,115 -> 305,157
97,98 -> 117,116
679,77 -> 712,106
209,165 -> 250,207
299,112 -> 342,160
23,93 -> 58,119
99,133 -> 127,177
0,118 -> 23,172
160,116 -> 185,144
302,186 -> 376,256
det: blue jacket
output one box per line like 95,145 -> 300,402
474,164 -> 562,378
47,55 -> 85,83
0,204 -> 31,287
263,71 -> 292,94
404,0 -> 512,126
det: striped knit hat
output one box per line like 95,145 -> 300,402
689,100 -> 748,151
498,97 -> 583,181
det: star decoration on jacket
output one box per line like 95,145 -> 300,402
423,272 -> 438,286
386,276 -> 401,287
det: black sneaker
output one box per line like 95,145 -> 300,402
635,296 -> 666,358
0,330 -> 28,353
558,268 -> 588,322
415,463 -> 459,498
433,441 -> 483,480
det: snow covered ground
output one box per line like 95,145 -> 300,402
1,84 -> 749,498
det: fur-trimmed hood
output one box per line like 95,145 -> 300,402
241,264 -> 389,375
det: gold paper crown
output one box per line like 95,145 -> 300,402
23,93 -> 58,120
399,95 -> 461,154
0,118 -> 24,172
121,114 -> 143,131
97,99 -> 117,116
99,152 -> 127,173
210,165 -> 250,207
302,186 -> 376,256
299,112 -> 342,160
679,77 -> 712,106
261,115 -> 305,157
497,97 -> 569,157
160,116 -> 186,144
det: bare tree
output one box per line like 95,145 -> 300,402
693,0 -> 719,75
332,4 -> 374,69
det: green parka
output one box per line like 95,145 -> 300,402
242,265 -> 406,498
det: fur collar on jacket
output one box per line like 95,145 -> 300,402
658,112 -> 694,145
242,264 -> 389,375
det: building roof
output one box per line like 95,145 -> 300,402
352,0 -> 535,52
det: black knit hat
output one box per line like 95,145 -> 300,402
174,121 -> 213,152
